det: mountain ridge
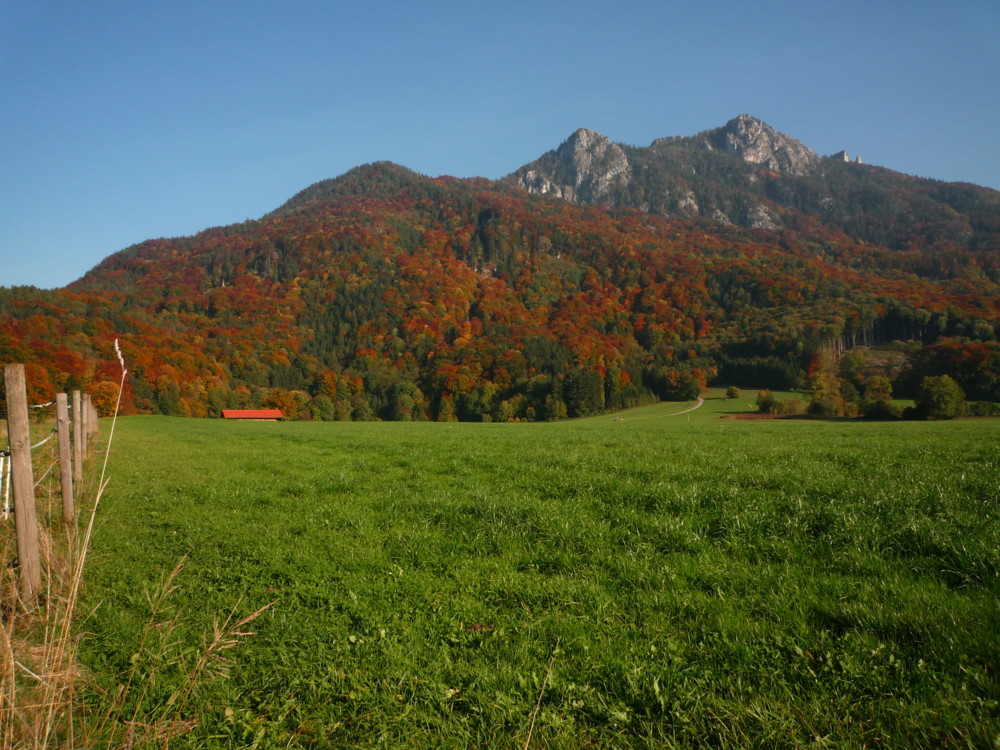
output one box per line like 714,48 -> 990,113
2,115 -> 998,421
507,114 -> 1000,251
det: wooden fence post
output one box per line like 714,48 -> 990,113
73,389 -> 83,483
4,364 -> 41,603
56,392 -> 75,524
81,394 -> 89,459
83,393 -> 95,458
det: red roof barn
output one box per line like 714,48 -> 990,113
221,409 -> 284,421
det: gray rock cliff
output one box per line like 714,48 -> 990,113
706,114 -> 820,176
510,128 -> 630,205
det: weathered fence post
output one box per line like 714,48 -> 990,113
73,389 -> 83,483
81,394 -> 90,460
4,364 -> 41,603
56,392 -> 75,524
84,393 -> 95,458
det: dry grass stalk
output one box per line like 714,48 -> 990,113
87,560 -> 271,748
1,523 -> 84,748
2,346 -> 270,747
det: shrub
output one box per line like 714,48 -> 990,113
915,375 -> 966,420
756,389 -> 777,414
860,397 -> 901,419
776,396 -> 806,415
968,400 -> 1000,417
808,397 -> 843,417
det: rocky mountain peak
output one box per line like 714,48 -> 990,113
510,128 -> 630,205
708,113 -> 819,176
560,127 -> 617,160
504,115 -> 996,250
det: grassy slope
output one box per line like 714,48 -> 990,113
78,401 -> 999,748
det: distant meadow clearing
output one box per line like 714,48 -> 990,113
76,398 -> 998,747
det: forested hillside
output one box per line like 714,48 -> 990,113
2,162 -> 998,420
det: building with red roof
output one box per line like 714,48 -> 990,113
221,409 -> 284,421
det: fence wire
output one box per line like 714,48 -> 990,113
0,393 -> 87,520
0,422 -> 63,519
33,460 -> 58,490
1,451 -> 10,520
0,400 -> 57,420
30,430 -> 57,451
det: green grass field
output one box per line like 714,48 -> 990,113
73,398 -> 998,748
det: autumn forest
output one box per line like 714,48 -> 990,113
2,161 -> 999,421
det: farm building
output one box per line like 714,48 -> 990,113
221,409 -> 284,421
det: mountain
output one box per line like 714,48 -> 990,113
2,122 -> 999,421
508,114 -> 1000,257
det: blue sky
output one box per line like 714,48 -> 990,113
2,0 -> 998,289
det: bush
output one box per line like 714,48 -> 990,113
915,375 -> 966,420
756,389 -> 777,414
840,380 -> 860,405
968,401 -> 1000,417
860,398 -> 900,420
808,397 -> 843,417
725,385 -> 741,400
776,396 -> 806,415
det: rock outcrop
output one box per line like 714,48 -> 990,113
706,114 -> 820,176
510,128 -> 630,205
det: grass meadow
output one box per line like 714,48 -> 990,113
35,396 -> 1000,746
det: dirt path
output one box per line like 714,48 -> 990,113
608,398 -> 705,422
665,397 -> 703,416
